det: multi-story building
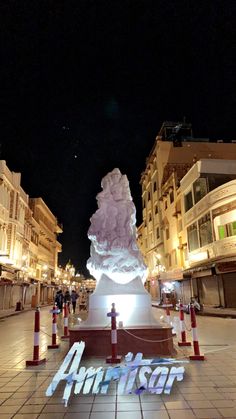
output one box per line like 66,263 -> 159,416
180,159 -> 236,308
29,198 -> 63,304
0,161 -> 63,310
138,121 -> 236,307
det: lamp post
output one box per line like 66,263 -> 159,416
42,264 -> 48,304
155,253 -> 166,303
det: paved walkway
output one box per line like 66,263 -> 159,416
2,301 -> 236,321
1,306 -> 236,418
0,304 -> 52,320
152,301 -> 236,319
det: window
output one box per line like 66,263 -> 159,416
218,220 -> 236,239
164,200 -> 168,210
228,221 -> 236,236
156,227 -> 160,239
187,222 -> 199,251
153,182 -> 157,192
208,173 -> 236,192
193,178 -> 208,204
184,190 -> 193,212
199,213 -> 213,247
155,205 -> 158,214
148,192 -> 151,201
170,190 -> 174,203
218,225 -> 226,240
142,199 -> 146,209
149,213 -> 152,222
9,190 -> 14,218
166,226 -> 170,240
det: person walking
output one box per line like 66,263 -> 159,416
71,290 -> 78,314
64,290 -> 71,313
55,290 -> 63,312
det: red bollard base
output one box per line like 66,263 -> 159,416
106,355 -> 122,364
26,358 -> 46,366
61,335 -> 70,340
178,341 -> 192,347
47,344 -> 60,349
189,354 -> 205,361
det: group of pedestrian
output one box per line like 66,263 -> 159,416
54,289 -> 79,314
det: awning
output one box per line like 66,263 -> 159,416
0,278 -> 14,286
216,261 -> 236,274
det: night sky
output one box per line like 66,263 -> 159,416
1,1 -> 235,274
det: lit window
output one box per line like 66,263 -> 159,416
218,220 -> 236,239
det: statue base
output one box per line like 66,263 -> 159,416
70,275 -> 174,356
76,275 -> 163,328
69,325 -> 175,357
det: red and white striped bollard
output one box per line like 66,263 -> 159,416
61,302 -> 69,339
106,303 -> 122,364
26,307 -> 46,366
48,304 -> 60,349
178,301 -> 191,347
189,303 -> 205,360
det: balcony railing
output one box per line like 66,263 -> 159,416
188,236 -> 236,266
184,179 -> 236,226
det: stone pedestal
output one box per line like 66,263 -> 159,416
69,326 -> 175,357
70,275 -> 174,356
76,275 -> 162,328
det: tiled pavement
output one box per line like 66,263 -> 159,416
1,307 -> 236,418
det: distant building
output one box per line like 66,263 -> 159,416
138,121 -> 236,307
0,160 -> 63,310
29,197 -> 63,304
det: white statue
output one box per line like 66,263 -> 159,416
87,168 -> 147,285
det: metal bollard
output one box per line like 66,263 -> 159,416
189,303 -> 205,360
106,303 -> 122,364
61,302 -> 70,340
48,304 -> 60,349
26,307 -> 46,366
178,301 -> 191,347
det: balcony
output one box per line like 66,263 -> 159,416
184,179 -> 236,226
188,236 -> 236,267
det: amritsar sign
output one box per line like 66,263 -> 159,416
46,342 -> 188,406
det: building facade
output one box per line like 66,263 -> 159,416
138,121 -> 236,307
0,161 -> 63,311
